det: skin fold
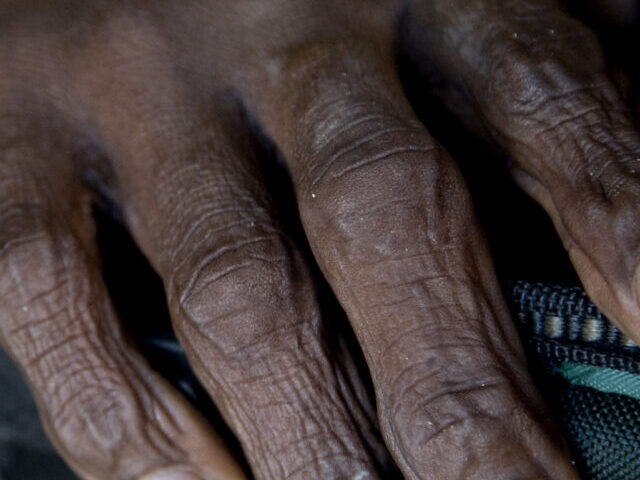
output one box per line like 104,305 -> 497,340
0,0 -> 636,478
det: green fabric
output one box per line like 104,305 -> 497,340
558,362 -> 640,401
557,385 -> 640,480
513,282 -> 640,480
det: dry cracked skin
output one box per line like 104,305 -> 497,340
0,0 -> 638,479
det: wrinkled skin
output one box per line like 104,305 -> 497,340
0,0 -> 638,479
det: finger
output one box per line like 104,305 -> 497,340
91,80 -> 394,479
250,38 -> 579,479
405,0 -> 640,344
0,115 -> 245,480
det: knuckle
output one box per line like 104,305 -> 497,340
481,19 -> 604,118
161,182 -> 276,262
314,128 -> 436,192
51,376 -> 129,451
300,141 -> 474,270
303,97 -> 434,190
485,46 -> 571,115
298,101 -> 442,205
50,376 -> 179,477
273,40 -> 441,191
172,227 -> 316,358
523,87 -> 621,148
379,355 -> 526,465
175,230 -> 288,310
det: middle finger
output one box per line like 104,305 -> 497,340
247,30 -> 578,479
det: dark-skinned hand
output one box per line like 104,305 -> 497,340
0,0 -> 638,478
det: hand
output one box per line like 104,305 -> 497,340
0,1 -> 636,478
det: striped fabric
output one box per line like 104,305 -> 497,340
511,282 -> 640,480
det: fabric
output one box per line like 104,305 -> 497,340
558,362 -> 640,401
512,282 -> 640,480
